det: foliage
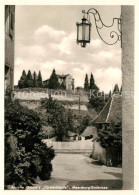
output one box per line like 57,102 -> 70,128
97,123 -> 122,148
84,74 -> 89,91
89,83 -> 121,113
18,70 -> 27,89
113,84 -> 120,94
109,90 -> 112,98
5,97 -> 55,189
27,70 -> 32,80
67,109 -> 74,132
33,71 -> 38,87
41,98 -> 69,141
41,98 -> 92,139
38,126 -> 54,139
73,115 -> 91,134
89,73 -> 95,90
88,72 -> 109,113
60,81 -> 66,90
96,123 -> 122,166
48,69 -> 60,89
89,90 -> 109,113
37,71 -> 43,88
18,70 -> 43,89
26,80 -> 34,88
26,70 -> 34,88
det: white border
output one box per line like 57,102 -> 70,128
0,0 -> 139,195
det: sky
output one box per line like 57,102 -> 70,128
14,5 -> 121,93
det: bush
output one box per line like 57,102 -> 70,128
41,98 -> 69,141
97,123 -> 122,166
89,90 -> 109,113
5,97 -> 55,189
97,123 -> 122,149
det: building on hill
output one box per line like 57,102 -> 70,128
5,5 -> 15,91
90,94 -> 122,166
43,74 -> 74,91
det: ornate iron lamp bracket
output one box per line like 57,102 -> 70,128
82,8 -> 122,46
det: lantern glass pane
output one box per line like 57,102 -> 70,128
84,24 -> 90,41
78,25 -> 82,41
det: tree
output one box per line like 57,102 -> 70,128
67,109 -> 74,132
97,123 -> 122,148
75,115 -> 91,135
93,83 -> 99,91
89,89 -> 107,113
113,84 -> 120,94
109,90 -> 112,98
33,71 -> 38,87
22,70 -> 26,77
37,70 -> 43,88
5,97 -> 55,189
41,98 -> 69,141
26,70 -> 34,88
97,123 -> 122,166
48,69 -> 60,89
89,73 -> 95,90
60,81 -> 66,90
84,74 -> 89,91
27,70 -> 32,80
18,70 -> 27,88
18,79 -> 23,89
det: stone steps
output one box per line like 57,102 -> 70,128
54,149 -> 92,154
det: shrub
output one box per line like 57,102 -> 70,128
97,123 -> 122,166
97,123 -> 122,149
5,97 -> 55,189
41,98 -> 69,141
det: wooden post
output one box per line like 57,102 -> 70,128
79,94 -> 81,115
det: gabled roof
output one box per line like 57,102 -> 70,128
91,94 -> 122,124
81,126 -> 97,137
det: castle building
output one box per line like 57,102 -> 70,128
43,74 -> 74,91
5,5 -> 15,91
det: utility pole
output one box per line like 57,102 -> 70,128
48,89 -> 51,99
79,93 -> 81,116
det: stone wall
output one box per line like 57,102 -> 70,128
43,139 -> 93,151
14,90 -> 89,102
19,99 -> 88,112
122,6 -> 134,190
5,5 -> 15,90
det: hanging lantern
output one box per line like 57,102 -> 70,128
76,16 -> 91,47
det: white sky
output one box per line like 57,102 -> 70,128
14,5 -> 121,93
